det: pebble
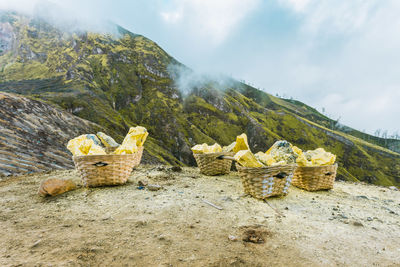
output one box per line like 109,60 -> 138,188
356,195 -> 369,200
228,235 -> 238,241
222,196 -> 233,202
138,180 -> 148,186
148,184 -> 162,191
339,214 -> 348,219
367,217 -> 373,221
169,166 -> 182,172
388,186 -> 398,191
31,239 -> 41,248
353,221 -> 363,227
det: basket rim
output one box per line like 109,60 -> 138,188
73,146 -> 144,160
295,163 -> 337,169
237,163 -> 297,170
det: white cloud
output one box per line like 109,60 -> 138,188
279,0 -> 311,12
160,0 -> 260,45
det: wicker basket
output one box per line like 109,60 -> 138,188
193,152 -> 234,176
237,164 -> 297,199
73,146 -> 144,187
292,164 -> 338,191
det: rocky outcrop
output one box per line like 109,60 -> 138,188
0,92 -> 103,176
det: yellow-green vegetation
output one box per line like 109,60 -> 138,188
0,11 -> 399,186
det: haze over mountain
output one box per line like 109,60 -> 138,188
0,11 -> 399,186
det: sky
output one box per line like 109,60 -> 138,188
1,0 -> 399,136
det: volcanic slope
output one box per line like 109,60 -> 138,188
0,11 -> 399,186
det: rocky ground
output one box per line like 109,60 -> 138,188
0,166 -> 399,266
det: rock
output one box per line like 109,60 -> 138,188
353,221 -> 363,227
367,217 -> 373,221
228,235 -> 238,241
389,186 -> 398,191
339,214 -> 348,219
31,239 -> 41,248
242,229 -> 266,244
356,195 -> 369,200
138,180 -> 148,186
38,178 -> 77,197
222,196 -> 233,202
169,166 -> 182,172
148,184 -> 162,191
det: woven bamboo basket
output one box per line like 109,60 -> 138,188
292,164 -> 338,191
193,152 -> 234,176
73,146 -> 144,187
236,164 -> 297,199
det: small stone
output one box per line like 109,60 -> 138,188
31,239 -> 41,248
284,207 -> 289,210
367,217 -> 373,221
228,235 -> 238,241
169,166 -> 182,172
333,207 -> 339,211
339,214 -> 348,219
138,180 -> 148,186
148,184 -> 162,191
356,195 -> 369,200
353,221 -> 363,227
389,186 -> 399,191
222,196 -> 233,202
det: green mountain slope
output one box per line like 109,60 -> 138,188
0,11 -> 399,186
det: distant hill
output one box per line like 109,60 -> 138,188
0,11 -> 399,186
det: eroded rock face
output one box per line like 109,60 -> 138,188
0,92 -> 103,176
38,178 -> 77,196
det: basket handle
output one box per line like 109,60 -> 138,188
216,155 -> 236,161
93,161 -> 109,167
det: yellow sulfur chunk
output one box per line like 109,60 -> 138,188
306,148 -> 336,166
191,143 -> 222,154
67,135 -> 106,156
270,160 -> 287,166
206,143 -> 222,153
113,126 -> 148,155
255,151 -> 276,166
97,132 -> 119,148
67,135 -> 88,156
191,143 -> 207,154
266,140 -> 297,164
127,126 -> 148,147
233,133 -> 249,153
234,150 -> 264,167
292,146 -> 311,167
222,142 -> 236,152
113,141 -> 138,155
87,143 -> 107,155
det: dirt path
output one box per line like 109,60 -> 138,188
1,166 -> 399,266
